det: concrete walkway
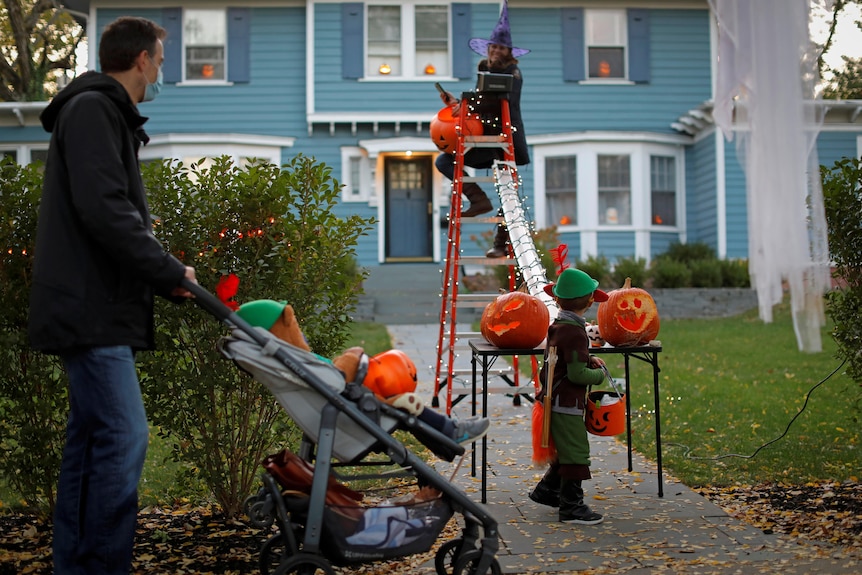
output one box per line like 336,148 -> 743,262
386,322 -> 861,574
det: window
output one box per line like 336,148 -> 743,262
586,10 -> 626,79
0,145 -> 48,166
650,156 -> 676,226
341,147 -> 372,202
546,156 -> 577,226
366,3 -> 450,78
597,154 -> 631,225
184,9 -> 226,81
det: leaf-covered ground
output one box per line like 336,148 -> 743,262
1,481 -> 860,574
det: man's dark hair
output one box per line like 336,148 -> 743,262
99,17 -> 167,73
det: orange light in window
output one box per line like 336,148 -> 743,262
559,215 -> 571,225
379,63 -> 392,75
598,60 -> 611,77
424,63 -> 436,75
654,215 -> 663,225
202,64 -> 214,78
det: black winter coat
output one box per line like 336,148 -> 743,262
29,72 -> 187,353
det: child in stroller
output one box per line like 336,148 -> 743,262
183,284 -> 502,575
236,299 -> 490,445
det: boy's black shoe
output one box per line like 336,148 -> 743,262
528,482 -> 560,507
559,506 -> 604,525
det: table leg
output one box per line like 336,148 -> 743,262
652,351 -> 664,497
624,354 -> 633,472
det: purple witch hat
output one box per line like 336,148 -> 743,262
469,0 -> 530,58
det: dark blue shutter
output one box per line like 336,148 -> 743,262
228,7 -> 251,82
561,8 -> 585,82
452,3 -> 472,79
342,3 -> 364,79
627,9 -> 650,83
162,8 -> 182,83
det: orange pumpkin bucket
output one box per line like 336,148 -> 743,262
585,367 -> 626,436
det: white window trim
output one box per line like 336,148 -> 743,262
138,133 -> 295,167
533,137 -> 685,262
0,143 -> 48,165
364,0 -> 452,81
182,8 -> 228,83
340,146 -> 373,203
584,8 -> 629,82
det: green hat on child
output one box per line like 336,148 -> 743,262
236,299 -> 286,330
543,268 -> 609,301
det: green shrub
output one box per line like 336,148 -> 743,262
689,259 -> 723,287
659,241 -> 716,264
719,259 -> 751,288
611,256 -> 648,288
0,158 -> 67,515
821,157 -> 862,390
138,155 -> 374,517
650,258 -> 692,288
575,254 -> 612,287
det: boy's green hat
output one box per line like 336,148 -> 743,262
236,299 -> 287,330
543,268 -> 609,301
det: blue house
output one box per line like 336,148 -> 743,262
2,0 -> 861,268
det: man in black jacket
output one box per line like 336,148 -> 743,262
29,16 -> 195,575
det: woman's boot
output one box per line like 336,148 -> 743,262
485,218 -> 509,258
528,464 -> 561,507
559,479 -> 603,525
461,182 -> 492,217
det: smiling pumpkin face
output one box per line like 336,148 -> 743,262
596,277 -> 660,347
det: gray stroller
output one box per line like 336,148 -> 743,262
187,281 -> 501,575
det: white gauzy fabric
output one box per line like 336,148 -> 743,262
709,0 -> 831,352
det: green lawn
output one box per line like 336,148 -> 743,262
606,301 -> 859,487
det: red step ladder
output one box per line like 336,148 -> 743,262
433,93 -> 534,414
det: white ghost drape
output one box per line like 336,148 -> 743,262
709,0 -> 831,352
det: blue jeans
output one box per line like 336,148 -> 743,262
54,346 -> 149,575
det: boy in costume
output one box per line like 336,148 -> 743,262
531,269 -> 608,524
235,299 -> 489,445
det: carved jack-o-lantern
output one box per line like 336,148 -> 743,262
596,277 -> 660,347
585,391 -> 626,436
364,350 -> 418,399
429,105 -> 483,154
480,291 -> 550,349
585,322 -> 605,348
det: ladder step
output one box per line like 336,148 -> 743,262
448,367 -> 514,376
480,386 -> 535,395
464,135 -> 508,145
452,215 -> 505,224
457,256 -> 515,266
462,175 -> 495,184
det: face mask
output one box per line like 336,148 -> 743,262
142,57 -> 163,102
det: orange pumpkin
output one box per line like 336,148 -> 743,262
596,277 -> 660,347
480,291 -> 550,349
364,350 -> 417,398
585,391 -> 626,436
429,105 -> 483,154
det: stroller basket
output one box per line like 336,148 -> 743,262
323,497 -> 453,563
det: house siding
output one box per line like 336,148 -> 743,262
684,134 -> 717,249
723,140 -> 748,259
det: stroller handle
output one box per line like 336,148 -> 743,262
181,278 -> 271,348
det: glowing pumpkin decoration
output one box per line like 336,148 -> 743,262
596,277 -> 660,347
429,105 -> 483,154
364,350 -> 417,398
481,291 -> 550,349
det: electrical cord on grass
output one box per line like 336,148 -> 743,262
665,359 -> 848,461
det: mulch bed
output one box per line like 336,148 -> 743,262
2,481 -> 860,574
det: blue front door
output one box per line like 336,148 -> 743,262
385,157 -> 433,260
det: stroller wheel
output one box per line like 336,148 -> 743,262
248,498 -> 275,529
260,533 -> 287,575
435,538 -> 468,575
272,552 -> 334,575
452,549 -> 502,575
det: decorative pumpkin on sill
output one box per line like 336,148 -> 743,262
596,277 -> 660,347
480,291 -> 549,349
